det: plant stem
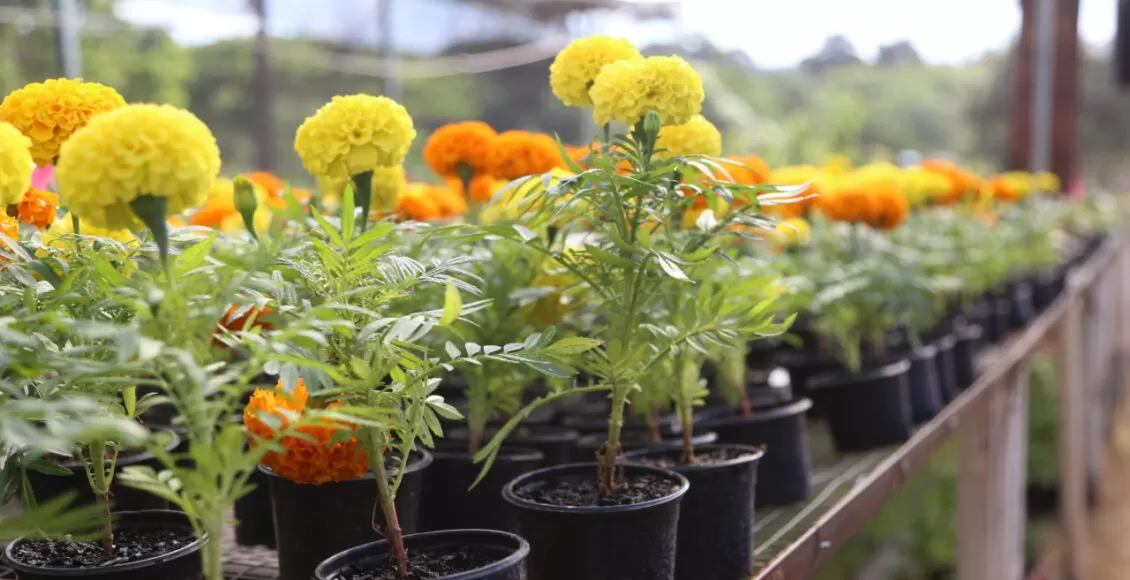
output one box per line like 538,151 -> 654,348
202,516 -> 224,580
368,432 -> 410,579
675,352 -> 698,464
721,345 -> 752,417
85,441 -> 114,557
598,383 -> 627,495
466,373 -> 489,454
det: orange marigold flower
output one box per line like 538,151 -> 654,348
423,121 -> 497,178
244,379 -> 369,485
430,184 -> 469,218
215,304 -> 274,346
869,186 -> 910,231
990,175 -> 1023,203
17,187 -> 58,229
396,188 -> 442,222
487,131 -> 562,180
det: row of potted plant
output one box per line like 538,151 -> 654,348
0,35 -> 1122,580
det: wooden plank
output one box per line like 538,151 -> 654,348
956,364 -> 1029,580
1058,290 -> 1089,580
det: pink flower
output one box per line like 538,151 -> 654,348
31,165 -> 55,191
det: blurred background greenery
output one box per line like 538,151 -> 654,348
4,0 -> 1129,192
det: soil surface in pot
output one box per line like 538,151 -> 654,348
626,447 -> 754,468
332,545 -> 499,580
10,527 -> 194,568
514,471 -> 678,507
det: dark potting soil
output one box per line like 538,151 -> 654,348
333,545 -> 499,580
514,471 -> 679,507
630,447 -> 757,469
10,527 -> 193,568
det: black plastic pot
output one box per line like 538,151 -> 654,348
1032,268 -> 1066,311
745,339 -> 780,371
778,351 -> 843,416
984,296 -> 1012,344
24,430 -> 181,513
623,444 -> 763,580
572,430 -> 718,463
1007,279 -> 1037,330
932,334 -> 959,403
1,510 -> 201,580
698,399 -> 812,506
809,359 -> 913,453
503,463 -> 689,580
447,424 -> 579,467
906,345 -> 943,424
314,529 -> 529,580
266,450 -> 432,580
233,465 -> 275,548
420,444 -> 544,533
954,324 -> 983,391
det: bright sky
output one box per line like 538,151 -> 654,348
677,0 -> 1118,68
116,0 -> 1119,68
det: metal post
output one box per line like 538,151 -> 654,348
1029,0 -> 1056,182
377,0 -> 399,100
251,0 -> 276,171
55,0 -> 83,78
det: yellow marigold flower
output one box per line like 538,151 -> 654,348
590,55 -> 704,127
294,95 -> 416,185
41,214 -> 136,250
0,213 -> 17,244
1033,171 -> 1060,193
56,104 -> 221,230
549,35 -> 642,108
17,187 -> 58,229
656,115 -> 722,159
0,78 -> 125,167
0,122 -> 32,206
319,165 -> 404,213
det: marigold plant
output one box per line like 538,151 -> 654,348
0,78 -> 126,167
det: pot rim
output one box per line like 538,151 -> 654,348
909,343 -> 938,360
574,430 -> 717,449
1,509 -> 202,575
932,334 -> 957,349
33,428 -> 181,473
502,462 -> 690,515
808,358 -> 911,391
699,397 -> 813,425
258,447 -> 433,483
621,443 -> 765,472
430,444 -> 544,464
313,529 -> 531,580
955,323 -> 984,341
449,424 -> 580,443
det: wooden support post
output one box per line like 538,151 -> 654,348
1058,291 -> 1089,580
956,364 -> 1029,580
